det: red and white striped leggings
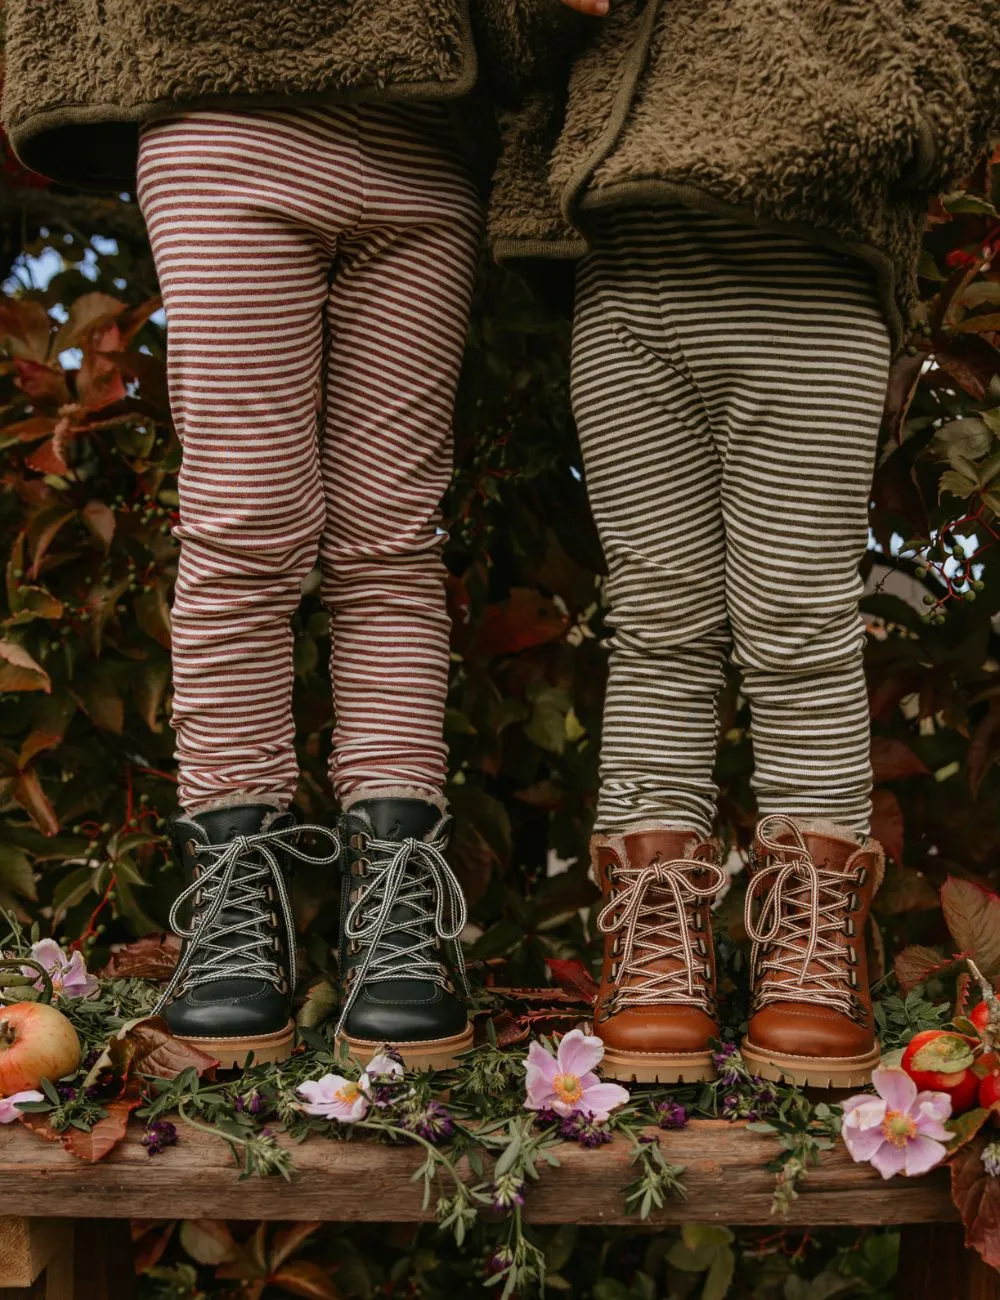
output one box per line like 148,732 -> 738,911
137,103 -> 482,814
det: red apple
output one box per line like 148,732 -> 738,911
0,1001 -> 81,1095
970,1001 -> 991,1035
901,1029 -> 980,1114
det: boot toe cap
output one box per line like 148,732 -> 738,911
163,979 -> 290,1040
342,983 -> 468,1046
746,1002 -> 876,1060
596,1006 -> 718,1056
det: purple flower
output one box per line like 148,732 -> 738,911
405,1100 -> 455,1145
0,1091 -> 44,1123
141,1120 -> 178,1156
235,1089 -> 266,1117
638,1133 -> 659,1146
25,939 -> 99,1000
485,1246 -> 515,1281
524,1029 -> 630,1121
559,1111 -> 613,1148
721,1092 -> 742,1119
56,1084 -> 77,1102
533,1107 -> 562,1128
490,1174 -> 526,1211
841,1068 -> 952,1179
656,1099 -> 688,1130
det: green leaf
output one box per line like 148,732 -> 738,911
909,1033 -> 974,1074
0,845 -> 36,900
703,1248 -> 735,1300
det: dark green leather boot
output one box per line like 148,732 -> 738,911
156,804 -> 340,1068
336,797 -> 472,1069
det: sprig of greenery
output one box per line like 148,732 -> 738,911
747,1094 -> 841,1216
619,1126 -> 687,1219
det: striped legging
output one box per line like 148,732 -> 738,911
572,208 -> 891,838
137,104 -> 482,814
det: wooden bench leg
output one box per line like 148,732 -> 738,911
897,1224 -> 1000,1300
71,1221 -> 134,1300
0,1220 -> 72,1294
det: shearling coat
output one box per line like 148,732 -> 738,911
483,0 -> 1000,352
2,0 -> 494,190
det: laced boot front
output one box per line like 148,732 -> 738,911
337,797 -> 472,1069
741,814 -> 884,1087
592,829 -> 727,1083
157,805 -> 341,1067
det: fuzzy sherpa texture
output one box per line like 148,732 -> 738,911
340,785 -> 449,815
589,825 -> 704,885
2,0 -> 477,188
487,0 -> 1000,351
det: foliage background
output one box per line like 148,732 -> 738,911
1,72 -> 1000,1299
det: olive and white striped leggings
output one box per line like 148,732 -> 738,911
572,209 -> 891,838
137,103 -> 482,814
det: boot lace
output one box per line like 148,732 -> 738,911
744,814 -> 865,1020
155,823 -> 342,1013
596,854 -> 726,1014
336,833 -> 470,1035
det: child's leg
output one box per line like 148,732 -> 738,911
319,105 -> 482,805
572,232 -> 730,840
138,111 -> 346,815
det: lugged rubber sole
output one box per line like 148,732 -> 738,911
337,1024 -> 474,1071
741,1039 -> 881,1088
600,1048 -> 716,1085
176,1020 -> 296,1069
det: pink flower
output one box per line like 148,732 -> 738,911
524,1029 -> 630,1121
841,1066 -> 952,1179
0,1091 -> 44,1123
297,1074 -> 370,1123
25,939 -> 99,1000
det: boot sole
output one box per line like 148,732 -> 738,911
600,1049 -> 716,1084
176,1021 -> 296,1069
337,1024 -> 474,1071
740,1040 -> 881,1088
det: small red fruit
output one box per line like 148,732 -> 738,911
0,1001 -> 81,1095
901,1029 -> 980,1114
979,1070 -> 1000,1112
970,1002 -> 991,1035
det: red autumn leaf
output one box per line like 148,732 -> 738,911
50,292 -> 126,356
869,788 -> 905,864
941,878 -> 1000,981
270,1223 -> 323,1272
101,934 -> 181,981
871,737 -> 930,782
125,1017 -> 218,1080
12,767 -> 60,836
14,359 -> 71,407
947,1107 -> 992,1157
81,499 -> 116,550
0,641 -> 50,694
545,957 -> 600,1002
24,438 -> 69,477
968,698 -> 1000,798
951,1135 -> 1000,1270
269,1261 -> 343,1299
882,347 -> 926,443
470,587 -> 569,657
134,581 -> 172,650
59,1095 -> 141,1163
0,300 -> 52,362
893,944 -> 958,993
179,1220 -> 239,1266
934,336 -> 1000,402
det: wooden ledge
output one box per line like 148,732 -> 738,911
0,1119 -> 956,1226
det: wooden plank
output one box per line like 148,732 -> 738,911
896,1224 -> 999,1300
70,1222 -> 133,1300
0,1220 -> 71,1289
0,1120 -> 956,1227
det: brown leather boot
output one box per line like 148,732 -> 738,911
592,828 -> 727,1084
741,814 -> 884,1088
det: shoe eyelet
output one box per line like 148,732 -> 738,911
184,839 -> 197,858
610,962 -> 619,980
843,917 -> 856,938
854,867 -> 868,887
703,964 -> 712,980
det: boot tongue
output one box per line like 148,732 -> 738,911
615,830 -> 709,991
622,828 -> 701,867
753,825 -> 857,990
350,798 -> 441,843
191,804 -> 287,844
179,805 -> 291,1001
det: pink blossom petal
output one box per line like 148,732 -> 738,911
843,1098 -> 887,1131
0,1091 -> 44,1123
297,1074 -> 369,1122
840,1092 -> 873,1118
364,1054 -> 404,1080
524,1041 -> 559,1111
870,1141 -> 908,1180
872,1067 -> 917,1113
556,1029 -> 605,1079
903,1136 -> 948,1177
28,938 -> 63,971
841,1120 -> 886,1163
915,1091 -> 953,1127
578,1081 -> 630,1121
